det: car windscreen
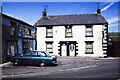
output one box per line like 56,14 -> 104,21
44,52 -> 51,57
38,52 -> 46,57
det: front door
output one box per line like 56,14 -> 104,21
69,44 -> 75,56
61,44 -> 67,56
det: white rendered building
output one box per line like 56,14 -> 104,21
34,8 -> 108,57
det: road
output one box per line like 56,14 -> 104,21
2,57 -> 120,78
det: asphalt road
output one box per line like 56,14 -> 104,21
2,57 -> 120,78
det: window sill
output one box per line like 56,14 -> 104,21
85,52 -> 94,54
85,36 -> 93,37
65,36 -> 73,38
49,52 -> 53,54
46,36 -> 53,38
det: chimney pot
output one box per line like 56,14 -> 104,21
42,9 -> 47,17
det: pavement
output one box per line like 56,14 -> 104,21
1,56 -> 120,78
0,62 -> 12,67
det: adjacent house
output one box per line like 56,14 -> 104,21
34,7 -> 108,57
2,14 -> 36,62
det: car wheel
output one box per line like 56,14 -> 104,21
13,61 -> 19,66
39,62 -> 45,67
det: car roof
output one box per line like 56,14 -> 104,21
26,51 -> 45,53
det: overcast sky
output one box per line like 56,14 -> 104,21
2,2 -> 119,32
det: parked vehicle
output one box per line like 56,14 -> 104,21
10,51 -> 57,67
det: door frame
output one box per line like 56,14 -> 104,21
59,41 -> 77,56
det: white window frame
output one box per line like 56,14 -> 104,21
86,25 -> 93,37
46,27 -> 53,38
65,25 -> 72,37
85,41 -> 94,54
46,42 -> 53,53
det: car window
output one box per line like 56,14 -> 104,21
31,52 -> 39,57
38,52 -> 46,57
23,53 -> 31,57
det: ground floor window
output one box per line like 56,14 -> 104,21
85,41 -> 94,54
7,42 -> 17,56
23,39 -> 30,53
45,41 -> 53,54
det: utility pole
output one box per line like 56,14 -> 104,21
0,1 -> 2,80
0,2 -> 2,64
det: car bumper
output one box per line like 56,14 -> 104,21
52,60 -> 57,64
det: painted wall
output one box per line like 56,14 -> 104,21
37,25 -> 106,57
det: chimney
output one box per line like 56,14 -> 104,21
97,7 -> 101,15
42,9 -> 47,17
97,2 -> 101,15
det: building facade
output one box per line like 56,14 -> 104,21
2,14 -> 36,62
34,8 -> 108,57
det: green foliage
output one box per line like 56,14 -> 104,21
108,32 -> 120,41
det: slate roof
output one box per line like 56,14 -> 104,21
2,14 -> 33,27
34,14 -> 108,27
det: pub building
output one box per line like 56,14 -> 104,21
2,14 -> 36,63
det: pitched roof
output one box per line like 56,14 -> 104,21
2,14 -> 35,28
34,14 -> 108,27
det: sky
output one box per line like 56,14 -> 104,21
1,2 -> 119,32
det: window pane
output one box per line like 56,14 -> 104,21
47,28 -> 53,37
32,52 -> 38,56
11,45 -> 14,56
66,29 -> 72,32
47,33 -> 53,36
47,44 -> 52,48
86,28 -> 92,31
47,48 -> 53,52
47,29 -> 52,32
10,27 -> 15,35
66,32 -> 72,36
86,32 -> 92,36
40,52 -> 46,56
86,43 -> 93,53
86,44 -> 92,48
66,28 -> 72,36
46,43 -> 53,53
86,27 -> 93,36
86,49 -> 92,52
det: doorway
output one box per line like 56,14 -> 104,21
69,44 -> 75,56
60,41 -> 76,56
61,44 -> 67,56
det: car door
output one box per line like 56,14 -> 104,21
20,53 -> 31,65
30,52 -> 41,65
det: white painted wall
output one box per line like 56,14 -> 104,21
37,25 -> 106,57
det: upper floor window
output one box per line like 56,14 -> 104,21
85,25 -> 93,37
65,25 -> 72,37
10,27 -> 15,35
28,29 -> 31,35
46,27 -> 53,38
10,21 -> 16,35
85,41 -> 94,54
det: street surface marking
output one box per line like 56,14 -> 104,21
59,65 -> 98,72
2,65 -> 98,78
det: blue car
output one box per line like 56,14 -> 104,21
10,51 -> 57,67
